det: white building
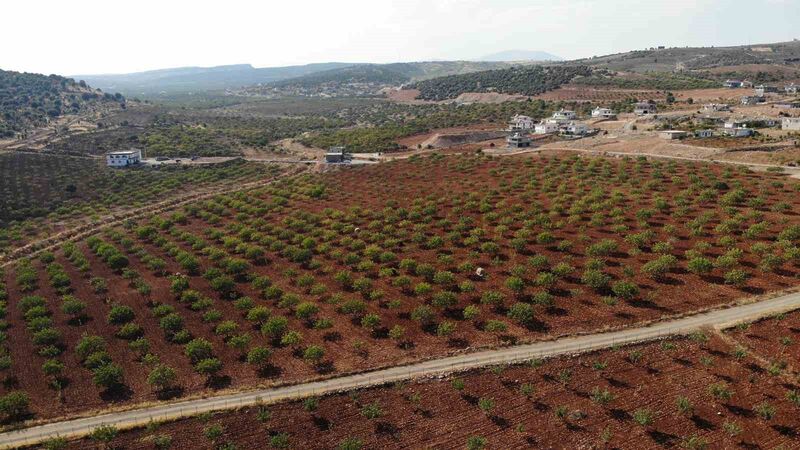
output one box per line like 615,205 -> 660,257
565,121 -> 589,135
106,150 -> 141,167
722,127 -> 754,137
723,79 -> 743,88
634,102 -> 657,115
534,121 -> 560,134
591,107 -> 616,119
783,117 -> 800,131
786,84 -> 799,95
702,103 -> 731,113
506,132 -> 533,148
755,85 -> 779,97
741,95 -> 764,105
508,114 -> 536,131
695,129 -> 714,138
552,109 -> 577,121
724,120 -> 747,129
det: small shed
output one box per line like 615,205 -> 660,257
325,147 -> 352,163
659,130 -> 688,140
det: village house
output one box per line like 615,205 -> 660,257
508,114 -> 536,131
534,120 -> 560,134
591,107 -> 616,119
695,129 -> 714,138
755,85 -> 779,97
701,103 -> 731,113
783,117 -> 800,131
506,132 -> 532,148
551,109 -> 577,122
659,130 -> 688,140
106,150 -> 141,167
721,127 -> 754,137
724,120 -> 748,129
786,84 -> 799,95
741,95 -> 765,105
633,102 -> 657,115
564,121 -> 589,135
723,79 -> 743,88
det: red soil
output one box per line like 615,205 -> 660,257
62,334 -> 800,449
7,153 -> 800,422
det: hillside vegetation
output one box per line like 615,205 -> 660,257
0,69 -> 123,138
572,72 -> 718,90
409,65 -> 592,101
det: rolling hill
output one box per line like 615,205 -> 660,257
0,69 -> 124,138
73,63 -> 354,96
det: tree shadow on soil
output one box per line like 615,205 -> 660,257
100,385 -> 133,403
625,298 -> 672,313
724,404 -> 754,418
156,386 -> 185,401
315,361 -> 335,375
207,375 -> 232,390
690,414 -> 715,430
489,415 -> 510,428
648,430 -> 677,446
448,337 -> 469,349
323,332 -> 342,342
257,364 -> 283,379
741,286 -> 765,295
312,415 -> 331,431
608,408 -> 629,421
605,377 -> 631,389
773,424 -> 798,438
376,421 -> 399,438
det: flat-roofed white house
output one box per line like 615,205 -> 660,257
755,85 -> 779,96
552,109 -> 577,121
634,102 -> 657,115
508,114 -> 536,131
786,84 -> 799,95
591,107 -> 616,119
783,117 -> 800,131
702,103 -> 731,113
534,120 -> 560,134
106,150 -> 141,167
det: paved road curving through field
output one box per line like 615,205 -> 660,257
2,290 -> 800,448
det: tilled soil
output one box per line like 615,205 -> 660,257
62,334 -> 800,449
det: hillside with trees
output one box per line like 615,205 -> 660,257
408,65 -> 593,101
0,69 -> 124,138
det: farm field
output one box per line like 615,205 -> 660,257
3,153 -> 800,424
0,153 -> 288,256
56,331 -> 800,449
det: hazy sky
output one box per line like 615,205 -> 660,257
3,0 -> 798,76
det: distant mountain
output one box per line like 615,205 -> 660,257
235,61 -> 518,97
72,63 -> 355,96
479,50 -> 563,62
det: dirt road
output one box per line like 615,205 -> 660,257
2,289 -> 800,448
